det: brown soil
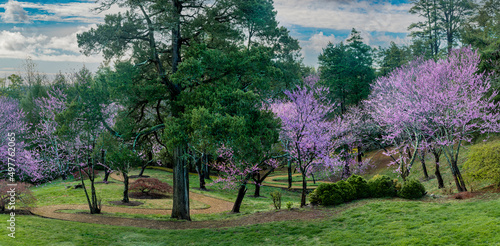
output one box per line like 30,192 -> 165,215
451,191 -> 482,200
108,200 -> 144,206
129,192 -> 170,199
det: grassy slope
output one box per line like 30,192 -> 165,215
3,136 -> 500,245
3,195 -> 500,245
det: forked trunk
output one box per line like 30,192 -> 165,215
432,151 -> 444,189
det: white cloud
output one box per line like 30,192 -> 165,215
0,1 -> 123,24
274,0 -> 421,33
1,0 -> 30,23
0,28 -> 102,63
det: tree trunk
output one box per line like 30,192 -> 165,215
102,149 -> 110,183
287,157 -> 292,189
232,182 -> 247,213
357,145 -> 362,164
432,151 -> 444,189
197,157 -> 207,191
420,150 -> 429,180
122,172 -> 129,203
171,144 -> 191,220
138,151 -> 152,177
451,159 -> 467,192
254,182 -> 261,197
254,172 -> 261,197
300,173 -> 307,207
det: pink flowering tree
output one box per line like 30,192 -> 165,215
368,47 -> 500,191
367,59 -> 429,181
335,105 -> 376,179
271,75 -> 340,207
0,96 -> 49,183
31,87 -> 71,180
210,144 -> 280,213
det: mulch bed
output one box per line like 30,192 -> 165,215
108,200 -> 144,206
129,192 -> 170,199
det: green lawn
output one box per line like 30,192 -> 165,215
3,194 -> 500,245
4,138 -> 500,245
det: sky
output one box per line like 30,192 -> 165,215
0,0 -> 420,79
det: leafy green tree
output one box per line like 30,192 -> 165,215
78,0 -> 297,220
318,28 -> 374,115
408,0 -> 475,55
377,42 -> 413,77
106,142 -> 142,203
461,0 -> 500,101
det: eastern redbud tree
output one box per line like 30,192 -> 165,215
271,75 -> 340,207
368,47 -> 500,191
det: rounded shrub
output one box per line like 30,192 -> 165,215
309,183 -> 344,206
321,184 -> 344,206
399,178 -> 426,199
336,180 -> 356,202
368,175 -> 397,198
463,141 -> 500,186
346,174 -> 370,199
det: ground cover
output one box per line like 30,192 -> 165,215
3,192 -> 500,245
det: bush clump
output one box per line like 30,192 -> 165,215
336,180 -> 356,202
346,174 -> 370,199
463,141 -> 500,186
398,178 -> 426,199
0,180 -> 37,211
368,175 -> 397,198
270,191 -> 282,209
130,178 -> 173,196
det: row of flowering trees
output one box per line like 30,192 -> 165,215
256,47 -> 499,207
1,46 -> 497,211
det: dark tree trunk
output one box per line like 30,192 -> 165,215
254,172 -> 261,197
300,173 -> 307,207
103,169 -> 110,183
122,172 -> 129,203
432,151 -> 444,189
357,145 -> 362,164
419,150 -> 429,180
171,144 -> 191,220
232,182 -> 247,213
138,151 -> 153,177
451,159 -> 467,192
102,150 -> 110,183
287,157 -> 292,189
254,182 -> 261,197
197,154 -> 207,191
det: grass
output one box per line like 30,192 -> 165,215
6,137 -> 500,245
4,194 -> 500,245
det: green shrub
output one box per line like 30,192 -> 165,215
368,175 -> 396,198
336,180 -> 356,202
321,185 -> 344,206
347,174 -> 370,199
308,190 -> 321,205
463,141 -> 500,186
270,191 -> 282,210
310,183 -> 344,206
286,201 -> 293,210
399,178 -> 426,199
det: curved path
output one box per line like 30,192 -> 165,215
30,172 -> 238,229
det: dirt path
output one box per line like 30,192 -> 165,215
30,171 -> 333,230
30,172 -> 240,229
